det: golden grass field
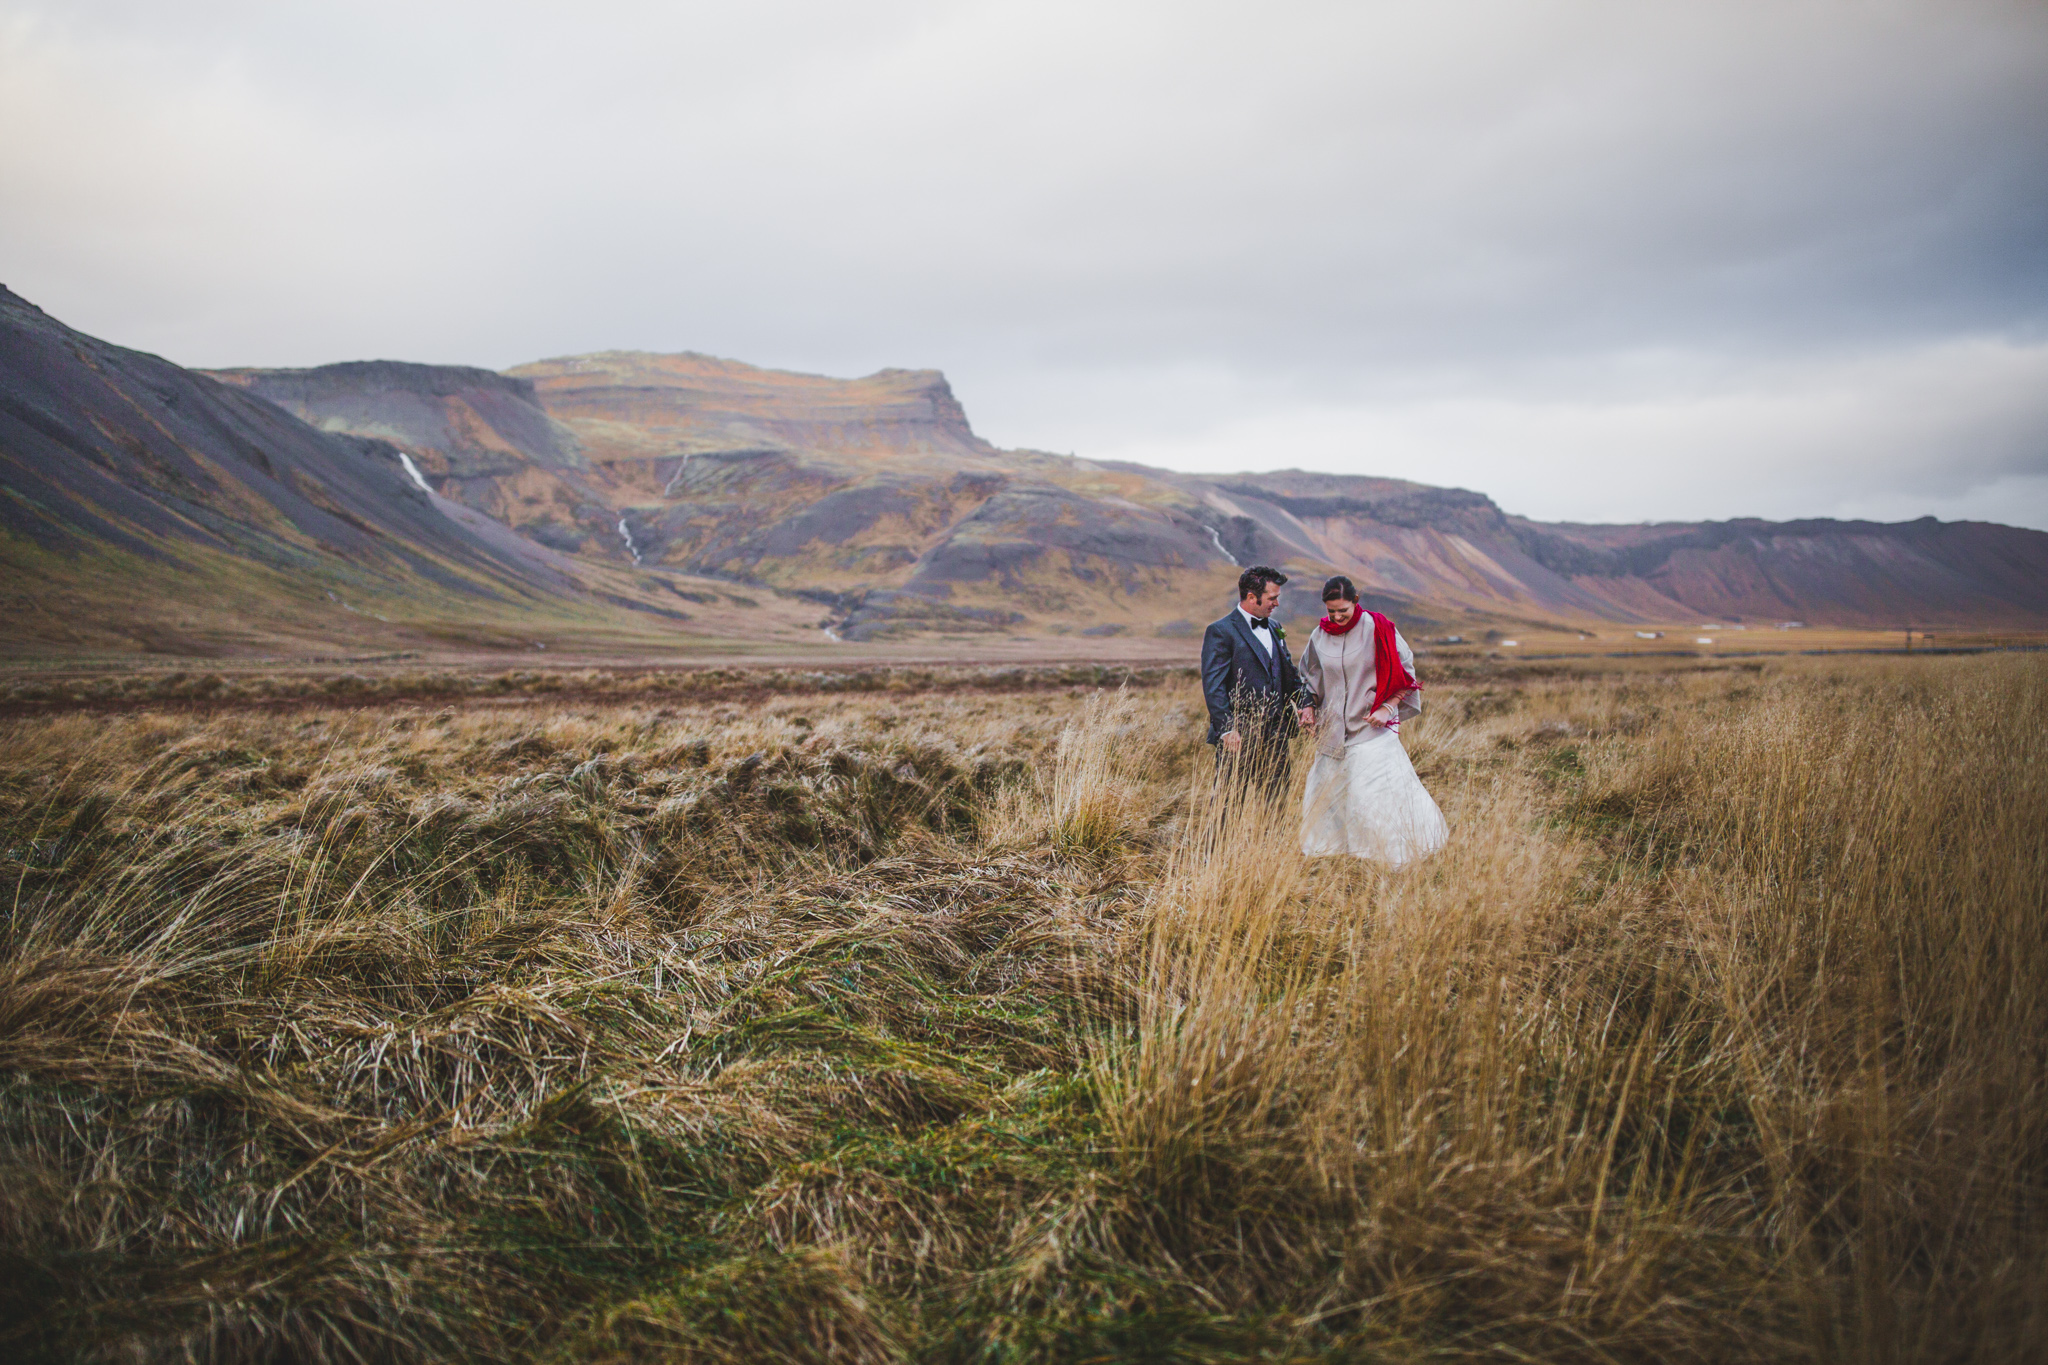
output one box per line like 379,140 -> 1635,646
1,652 -> 2043,1362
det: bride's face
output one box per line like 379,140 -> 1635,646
1326,598 -> 1355,625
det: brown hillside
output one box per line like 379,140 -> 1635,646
178,341 -> 2048,639
1,291 -> 820,658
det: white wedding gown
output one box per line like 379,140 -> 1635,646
1300,725 -> 1448,866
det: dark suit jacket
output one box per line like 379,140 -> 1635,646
1201,610 -> 1307,745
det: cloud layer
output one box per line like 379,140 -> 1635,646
4,0 -> 2045,525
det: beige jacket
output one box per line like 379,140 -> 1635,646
1299,620 -> 1421,760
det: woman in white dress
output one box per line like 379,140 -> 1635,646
1297,575 -> 1449,866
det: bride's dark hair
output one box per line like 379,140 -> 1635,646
1321,574 -> 1359,603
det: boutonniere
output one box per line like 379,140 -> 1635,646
1271,622 -> 1287,644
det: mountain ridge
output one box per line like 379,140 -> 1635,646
204,346 -> 2048,634
4,288 -> 2040,658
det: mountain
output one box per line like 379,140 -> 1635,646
214,352 -> 2048,638
212,353 -> 1240,639
7,284 -> 2039,660
0,290 -> 813,658
1163,471 -> 2048,630
1510,515 -> 2048,628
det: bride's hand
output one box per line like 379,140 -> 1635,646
1298,707 -> 1316,728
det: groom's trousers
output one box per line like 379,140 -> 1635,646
1213,705 -> 1292,801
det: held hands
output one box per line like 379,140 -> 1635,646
1224,708 -> 1322,749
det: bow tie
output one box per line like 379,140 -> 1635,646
1249,617 -> 1272,630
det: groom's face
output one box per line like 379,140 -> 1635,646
1242,583 -> 1280,618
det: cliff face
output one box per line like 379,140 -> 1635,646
507,352 -> 994,464
208,361 -> 584,477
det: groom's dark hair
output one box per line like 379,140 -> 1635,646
1237,565 -> 1287,600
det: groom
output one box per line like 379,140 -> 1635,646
1201,565 -> 1313,792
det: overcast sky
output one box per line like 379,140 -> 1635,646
4,0 -> 2046,527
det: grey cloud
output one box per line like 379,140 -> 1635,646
2,0 -> 2044,525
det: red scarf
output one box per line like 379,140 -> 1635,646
1319,607 -> 1417,712
1368,610 -> 1418,712
1318,604 -> 1365,635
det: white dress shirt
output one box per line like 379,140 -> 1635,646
1238,604 -> 1275,660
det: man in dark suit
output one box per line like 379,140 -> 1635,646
1202,565 -> 1313,793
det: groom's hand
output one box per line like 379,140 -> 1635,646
1298,707 -> 1316,729
1221,730 -> 1241,752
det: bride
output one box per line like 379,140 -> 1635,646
1298,575 -> 1449,866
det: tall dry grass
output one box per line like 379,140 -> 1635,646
0,656 -> 2040,1362
1601,656 -> 2048,1359
1077,655 -> 2048,1361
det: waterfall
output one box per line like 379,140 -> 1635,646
662,453 -> 692,497
397,452 -> 433,493
617,517 -> 642,564
1204,525 -> 1240,566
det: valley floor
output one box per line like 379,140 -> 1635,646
8,616 -> 2045,680
1,655 -> 2044,1362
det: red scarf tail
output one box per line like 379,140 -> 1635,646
1368,611 -> 1417,712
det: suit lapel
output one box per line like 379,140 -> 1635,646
1232,612 -> 1277,685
